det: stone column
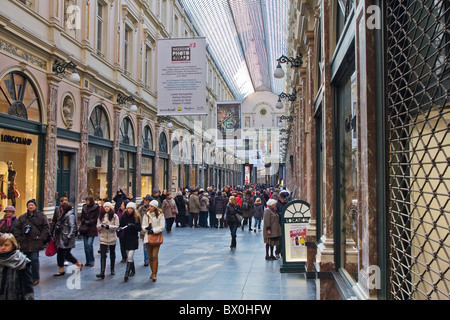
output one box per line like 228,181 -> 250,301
135,114 -> 144,201
78,89 -> 91,212
154,123 -> 160,190
111,105 -> 121,194
167,128 -> 173,191
43,75 -> 60,218
316,0 -> 336,272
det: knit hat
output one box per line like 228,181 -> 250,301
3,206 -> 15,213
149,200 -> 159,209
267,199 -> 277,207
126,202 -> 137,210
27,199 -> 37,207
103,202 -> 113,208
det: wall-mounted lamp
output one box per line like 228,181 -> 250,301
275,90 -> 297,109
117,93 -> 138,113
52,59 -> 80,84
157,115 -> 173,129
273,54 -> 303,79
278,115 -> 293,127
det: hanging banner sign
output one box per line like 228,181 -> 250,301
216,101 -> 242,147
157,37 -> 207,116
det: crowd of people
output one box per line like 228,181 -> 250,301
0,184 -> 290,300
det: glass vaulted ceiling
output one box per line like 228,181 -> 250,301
178,0 -> 289,100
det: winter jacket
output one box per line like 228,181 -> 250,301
0,250 -> 34,300
54,209 -> 77,249
263,207 -> 281,239
199,195 -> 209,212
208,195 -> 216,214
214,195 -> 227,216
224,204 -> 242,225
162,198 -> 178,219
96,213 -> 119,246
14,210 -> 50,253
79,203 -> 100,237
188,194 -> 201,213
119,212 -> 141,250
253,203 -> 264,219
141,210 -> 165,244
174,195 -> 186,215
0,216 -> 18,234
242,195 -> 255,218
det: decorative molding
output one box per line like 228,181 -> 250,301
0,39 -> 47,69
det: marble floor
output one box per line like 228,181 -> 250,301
34,224 -> 318,301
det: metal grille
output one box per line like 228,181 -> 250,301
386,0 -> 450,300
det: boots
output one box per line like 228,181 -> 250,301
149,259 -> 158,281
110,256 -> 115,276
96,256 -> 106,279
124,262 -> 132,282
129,262 -> 135,277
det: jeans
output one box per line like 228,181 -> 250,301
143,242 -> 149,263
229,223 -> 238,247
24,251 -> 40,281
57,248 -> 78,268
253,217 -> 262,230
82,236 -> 95,265
199,211 -> 208,227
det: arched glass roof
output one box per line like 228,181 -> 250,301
178,0 -> 289,100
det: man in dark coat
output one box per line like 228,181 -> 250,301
14,199 -> 50,286
79,195 -> 100,267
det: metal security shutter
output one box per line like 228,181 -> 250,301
386,0 -> 450,300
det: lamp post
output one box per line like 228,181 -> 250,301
52,59 -> 80,84
276,90 -> 297,109
117,93 -> 138,113
157,115 -> 173,128
273,54 -> 303,79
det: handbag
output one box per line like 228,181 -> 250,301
235,213 -> 243,223
148,232 -> 163,245
45,238 -> 57,256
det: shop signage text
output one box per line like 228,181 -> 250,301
1,134 -> 32,145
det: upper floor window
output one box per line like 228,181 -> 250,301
96,1 -> 106,55
120,116 -> 135,145
337,0 -> 354,41
0,71 -> 41,122
88,105 -> 110,139
124,25 -> 132,73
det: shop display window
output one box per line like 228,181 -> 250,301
0,129 -> 39,217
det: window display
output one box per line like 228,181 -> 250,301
0,129 -> 39,216
87,145 -> 110,200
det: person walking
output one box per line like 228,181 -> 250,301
174,191 -> 187,227
188,189 -> 201,228
198,189 -> 209,227
113,189 -> 126,213
208,191 -> 217,228
138,195 -> 151,266
142,200 -> 165,281
253,197 -> 264,232
0,233 -> 34,300
14,199 -> 50,286
96,202 -> 119,279
116,200 -> 128,263
162,192 -> 177,232
0,206 -> 18,234
263,199 -> 281,260
53,202 -> 82,277
214,192 -> 227,228
275,192 -> 288,258
224,196 -> 242,249
79,196 -> 100,267
241,189 -> 255,231
118,202 -> 141,282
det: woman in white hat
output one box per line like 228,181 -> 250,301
263,199 -> 281,260
141,200 -> 165,281
96,202 -> 119,279
118,202 -> 141,282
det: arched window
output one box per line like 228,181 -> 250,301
88,105 -> 110,139
120,116 -> 135,145
143,125 -> 153,150
159,132 -> 168,153
0,71 -> 41,122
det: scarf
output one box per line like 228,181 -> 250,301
0,250 -> 29,270
0,214 -> 16,232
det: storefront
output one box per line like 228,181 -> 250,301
141,124 -> 155,198
158,132 -> 169,191
87,105 -> 112,201
0,70 -> 44,216
118,116 -> 136,196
